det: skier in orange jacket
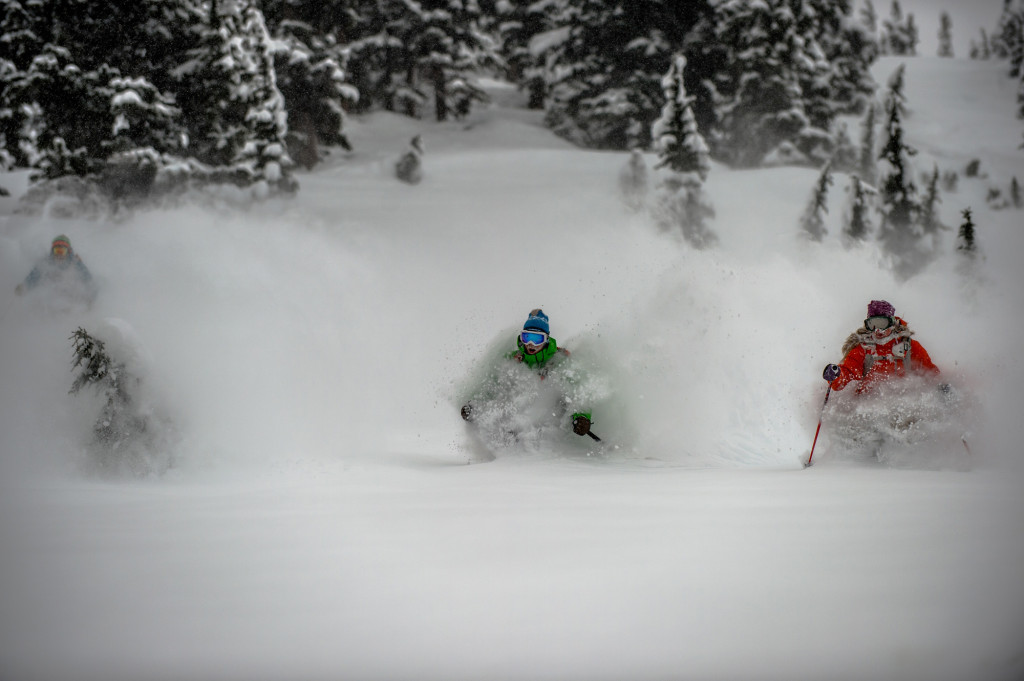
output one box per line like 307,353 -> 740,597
822,300 -> 939,394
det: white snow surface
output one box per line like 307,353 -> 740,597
1,55 -> 1023,681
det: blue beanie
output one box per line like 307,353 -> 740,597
523,308 -> 549,334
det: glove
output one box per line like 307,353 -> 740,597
822,363 -> 841,382
572,415 -> 591,436
461,404 -> 473,421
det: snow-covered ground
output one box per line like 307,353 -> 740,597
1,55 -> 1022,681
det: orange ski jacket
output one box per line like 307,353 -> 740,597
829,317 -> 939,393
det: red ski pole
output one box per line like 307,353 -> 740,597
805,386 -> 832,468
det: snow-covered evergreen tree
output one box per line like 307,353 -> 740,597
261,1 -> 358,168
177,0 -> 296,195
653,56 -> 710,180
69,327 -> 171,477
956,207 -> 977,255
710,0 -> 830,166
919,165 -> 946,244
345,0 -> 496,122
860,0 -> 879,40
858,102 -> 879,187
0,0 -> 199,186
542,0 -> 710,150
992,0 -> 1024,72
843,174 -> 875,244
1,0 -> 317,199
803,0 -> 879,120
0,0 -> 46,169
938,12 -> 954,58
99,76 -> 190,201
651,54 -> 716,248
800,162 -> 833,241
410,0 -> 497,122
877,64 -> 928,279
882,1 -> 918,56
494,0 -> 555,110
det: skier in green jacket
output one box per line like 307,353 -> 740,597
461,308 -> 594,438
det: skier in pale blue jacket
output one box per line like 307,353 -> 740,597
15,235 -> 96,302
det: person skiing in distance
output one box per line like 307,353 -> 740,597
15,235 -> 96,300
395,135 -> 423,184
822,300 -> 940,394
461,308 -> 594,437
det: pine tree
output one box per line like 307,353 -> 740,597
710,0 -> 827,166
653,56 -> 710,179
956,207 -> 977,254
858,103 -> 879,187
803,0 -> 879,120
801,162 -> 833,241
882,1 -> 917,56
344,0 -> 496,122
1011,16 -> 1024,77
410,0 -> 497,122
543,0 -> 711,150
100,76 -> 189,200
261,0 -> 357,168
877,64 -> 926,278
494,0 -> 553,110
938,12 -> 954,57
0,0 -> 318,199
178,0 -> 296,195
919,165 -> 946,241
992,0 -> 1024,71
651,54 -> 716,248
905,14 -> 919,56
69,327 -> 172,477
343,0 -> 416,115
0,0 -> 46,168
69,328 -> 144,455
860,0 -> 879,39
843,175 -> 875,243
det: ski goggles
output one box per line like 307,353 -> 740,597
865,315 -> 894,331
520,330 -> 549,347
51,245 -> 69,257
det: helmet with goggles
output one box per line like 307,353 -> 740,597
520,308 -> 551,354
864,300 -> 898,338
864,315 -> 894,331
519,329 -> 549,348
51,235 -> 71,259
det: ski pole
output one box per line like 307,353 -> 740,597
587,431 -> 601,442
805,385 -> 832,468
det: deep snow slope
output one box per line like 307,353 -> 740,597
1,56 -> 1023,681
